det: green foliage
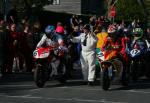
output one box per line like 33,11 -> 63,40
116,0 -> 145,21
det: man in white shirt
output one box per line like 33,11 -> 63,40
71,24 -> 98,85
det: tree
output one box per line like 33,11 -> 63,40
116,0 -> 145,21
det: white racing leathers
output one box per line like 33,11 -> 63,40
71,32 -> 98,82
37,34 -> 62,47
36,34 -> 68,52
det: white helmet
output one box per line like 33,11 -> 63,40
107,25 -> 116,34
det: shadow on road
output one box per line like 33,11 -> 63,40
45,79 -> 101,88
0,73 -> 33,84
110,79 -> 150,91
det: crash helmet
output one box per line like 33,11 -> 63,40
45,25 -> 55,34
107,24 -> 117,34
132,27 -> 143,37
55,25 -> 64,34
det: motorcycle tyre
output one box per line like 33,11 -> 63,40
121,66 -> 129,86
145,64 -> 150,79
130,62 -> 138,82
101,68 -> 111,91
57,63 -> 67,84
34,65 -> 47,88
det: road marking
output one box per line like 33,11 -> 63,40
126,90 -> 150,94
0,94 -> 127,103
30,89 -> 41,91
58,86 -> 103,91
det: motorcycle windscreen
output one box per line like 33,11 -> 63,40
130,49 -> 140,57
97,48 -> 105,61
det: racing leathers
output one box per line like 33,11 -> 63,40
36,32 -> 68,62
130,37 -> 146,52
101,36 -> 122,60
37,33 -> 67,52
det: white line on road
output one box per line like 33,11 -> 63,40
0,94 -> 127,103
58,86 -> 103,91
126,90 -> 150,94
30,89 -> 41,91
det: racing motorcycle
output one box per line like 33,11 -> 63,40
33,46 -> 67,88
129,42 -> 145,82
97,50 -> 123,90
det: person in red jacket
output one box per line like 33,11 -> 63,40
101,24 -> 122,60
120,28 -> 131,85
120,28 -> 131,64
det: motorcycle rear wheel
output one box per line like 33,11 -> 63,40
57,63 -> 67,84
130,62 -> 138,82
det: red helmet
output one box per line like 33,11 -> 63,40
55,26 -> 64,34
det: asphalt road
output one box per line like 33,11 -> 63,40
0,70 -> 150,103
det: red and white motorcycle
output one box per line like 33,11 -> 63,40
33,46 -> 67,88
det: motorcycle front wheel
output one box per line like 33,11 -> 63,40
34,63 -> 51,88
101,68 -> 111,91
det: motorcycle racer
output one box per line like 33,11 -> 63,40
37,25 -> 66,50
36,25 -> 68,78
129,27 -> 147,81
130,27 -> 146,51
101,24 -> 122,60
101,24 -> 129,86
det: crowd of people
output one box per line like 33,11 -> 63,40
0,12 -> 150,86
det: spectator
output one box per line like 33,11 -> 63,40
67,26 -> 81,77
89,15 -> 96,32
68,26 -> 81,70
32,21 -> 43,50
95,27 -> 108,79
0,16 -> 8,76
17,16 -> 29,32
70,15 -> 79,29
55,22 -> 65,37
6,7 -> 18,24
20,24 -> 34,72
6,23 -> 22,73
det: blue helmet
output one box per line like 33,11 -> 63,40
45,25 -> 55,34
